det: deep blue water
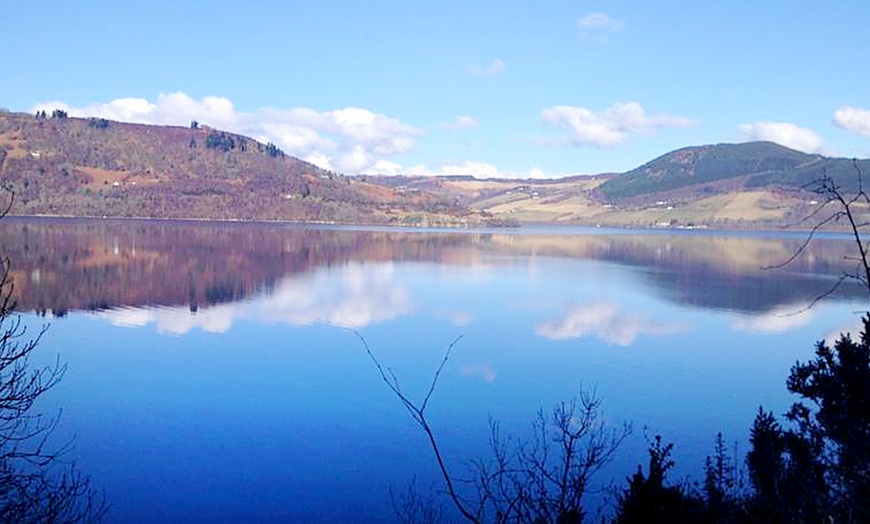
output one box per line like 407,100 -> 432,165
6,219 -> 866,522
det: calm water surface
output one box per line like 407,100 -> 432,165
2,218 -> 866,522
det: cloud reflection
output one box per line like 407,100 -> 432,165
434,309 -> 475,327
100,262 -> 412,333
535,302 -> 686,346
460,363 -> 497,383
732,305 -> 814,334
101,304 -> 236,335
251,263 -> 411,329
824,319 -> 865,347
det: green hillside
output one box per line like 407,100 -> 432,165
598,141 -> 870,200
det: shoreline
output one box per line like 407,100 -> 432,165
2,213 -> 851,239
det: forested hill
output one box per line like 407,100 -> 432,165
598,141 -> 870,200
0,111 -> 477,225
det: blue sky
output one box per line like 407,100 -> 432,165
3,1 -> 870,178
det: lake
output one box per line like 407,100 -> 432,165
2,217 -> 866,522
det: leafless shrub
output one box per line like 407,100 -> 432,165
360,334 -> 630,523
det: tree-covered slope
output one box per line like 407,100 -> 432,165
598,141 -> 870,200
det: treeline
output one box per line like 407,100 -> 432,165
391,315 -> 870,523
612,317 -> 870,522
203,130 -> 284,158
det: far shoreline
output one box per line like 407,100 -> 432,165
1,213 -> 852,240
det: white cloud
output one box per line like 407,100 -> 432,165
578,13 -> 623,37
363,159 -> 404,176
737,121 -> 826,154
467,59 -> 505,77
437,115 -> 479,131
31,92 -> 423,175
393,161 -> 565,179
303,151 -> 335,171
535,302 -> 687,346
411,160 -> 501,178
833,106 -> 870,138
358,159 -> 517,178
34,93 -> 243,129
541,102 -> 695,148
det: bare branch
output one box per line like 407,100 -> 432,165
358,332 -> 478,523
360,332 -> 630,523
768,165 -> 870,307
0,231 -> 107,521
422,336 -> 462,413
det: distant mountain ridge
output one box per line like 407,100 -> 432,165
3,109 -> 869,228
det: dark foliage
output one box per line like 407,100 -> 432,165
745,408 -> 828,522
614,436 -> 705,523
205,131 -> 235,152
784,316 -> 870,521
50,110 -> 67,120
87,118 -> 109,129
265,142 -> 283,158
613,320 -> 870,523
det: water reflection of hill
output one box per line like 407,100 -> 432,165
0,218 -> 862,315
485,233 -> 865,312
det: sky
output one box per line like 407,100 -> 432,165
3,1 -> 870,178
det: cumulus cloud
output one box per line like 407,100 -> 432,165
467,59 -> 505,77
535,302 -> 687,346
437,115 -> 479,131
34,93 -> 242,129
388,160 -> 565,179
541,102 -> 695,148
31,92 -> 423,175
410,160 -> 502,178
578,13 -> 623,38
737,121 -> 826,154
833,106 -> 870,138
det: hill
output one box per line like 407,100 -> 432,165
375,142 -> 870,229
598,141 -> 870,200
0,111 -> 481,226
3,110 -> 869,229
